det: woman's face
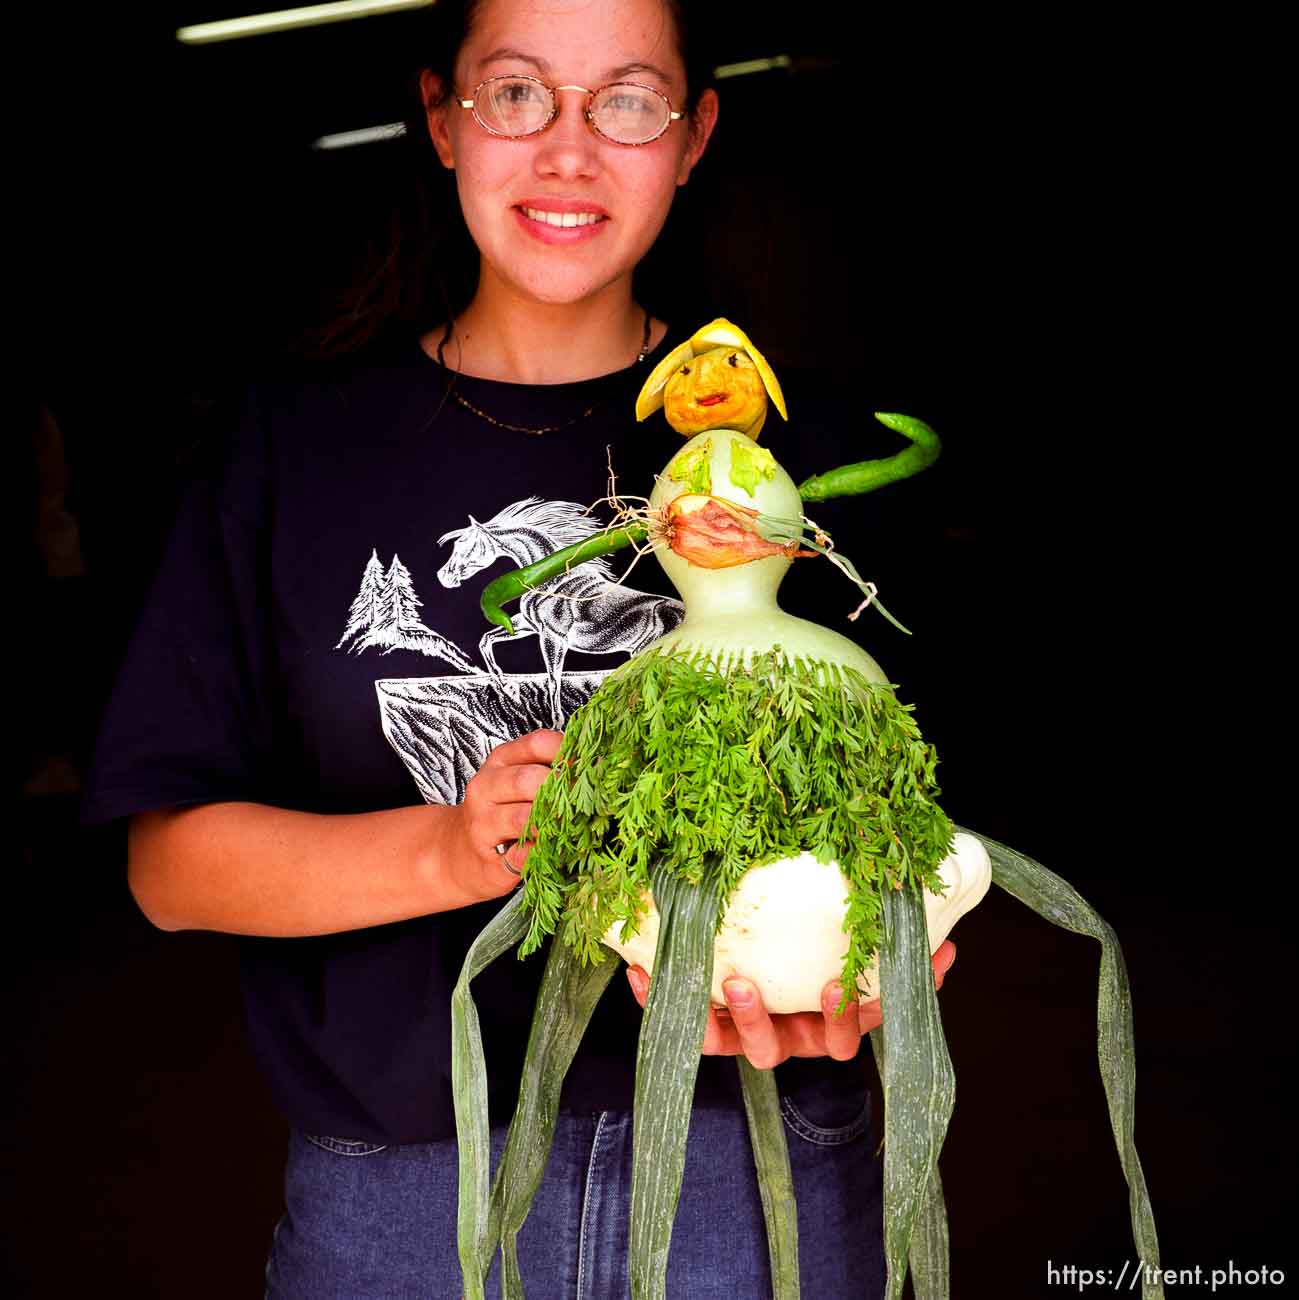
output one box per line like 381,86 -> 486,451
424,0 -> 717,310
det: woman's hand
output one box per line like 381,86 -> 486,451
625,940 -> 956,1069
446,729 -> 563,903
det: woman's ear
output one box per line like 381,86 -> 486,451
677,87 -> 719,186
420,69 -> 456,170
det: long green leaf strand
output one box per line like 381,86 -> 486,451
869,1027 -> 951,1299
965,829 -> 1165,1300
490,935 -> 620,1299
905,1166 -> 950,1298
737,1058 -> 800,1299
451,892 -> 532,1300
629,862 -> 724,1300
877,883 -> 956,1300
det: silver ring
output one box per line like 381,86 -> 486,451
495,842 -> 521,876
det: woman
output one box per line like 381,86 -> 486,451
84,1 -> 950,1294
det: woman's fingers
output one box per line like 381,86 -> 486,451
626,966 -> 870,1065
625,944 -> 958,1067
464,728 -> 563,858
451,729 -> 564,896
463,796 -> 532,876
487,729 -> 564,772
476,730 -> 563,819
492,800 -> 537,844
821,982 -> 865,1061
701,1003 -> 742,1055
497,761 -> 551,803
721,978 -> 785,1070
932,939 -> 956,988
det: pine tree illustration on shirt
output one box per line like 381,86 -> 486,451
335,550 -> 386,649
337,550 -> 475,670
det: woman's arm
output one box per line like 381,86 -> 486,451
127,730 -> 563,937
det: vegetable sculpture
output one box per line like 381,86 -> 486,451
452,320 -> 1163,1299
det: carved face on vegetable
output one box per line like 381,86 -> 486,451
635,317 -> 788,440
664,348 -> 765,436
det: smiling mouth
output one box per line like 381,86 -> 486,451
521,206 -> 607,228
696,394 -> 728,407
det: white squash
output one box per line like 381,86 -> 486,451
604,832 -> 990,1012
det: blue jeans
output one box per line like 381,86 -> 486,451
265,1077 -> 887,1298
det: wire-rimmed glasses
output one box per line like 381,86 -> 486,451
456,75 -> 684,146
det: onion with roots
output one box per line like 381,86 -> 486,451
452,320 -> 1165,1300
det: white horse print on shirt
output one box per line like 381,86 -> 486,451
437,497 -> 681,725
340,495 -> 683,801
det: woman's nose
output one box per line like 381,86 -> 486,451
533,90 -> 601,180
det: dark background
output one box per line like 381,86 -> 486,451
14,4 -> 1284,1298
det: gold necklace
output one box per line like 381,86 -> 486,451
437,313 -> 654,436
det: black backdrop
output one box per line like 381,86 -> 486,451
14,5 -> 1285,1298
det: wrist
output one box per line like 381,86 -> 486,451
419,804 -> 512,910
416,805 -> 474,910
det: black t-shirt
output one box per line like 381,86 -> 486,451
83,334 -> 907,1143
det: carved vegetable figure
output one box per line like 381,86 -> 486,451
453,320 -> 1164,1299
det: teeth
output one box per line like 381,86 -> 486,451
524,207 -> 602,228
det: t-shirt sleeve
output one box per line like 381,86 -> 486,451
80,391 -> 284,824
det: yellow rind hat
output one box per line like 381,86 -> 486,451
635,318 -> 788,423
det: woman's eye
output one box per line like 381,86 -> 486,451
487,79 -> 547,114
502,82 -> 542,104
680,366 -> 691,375
597,87 -> 657,116
727,353 -> 738,367
607,93 -> 648,114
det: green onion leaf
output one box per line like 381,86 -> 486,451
738,1058 -> 800,1298
877,883 -> 956,1300
869,1026 -> 951,1299
965,829 -> 1165,1299
491,937 -> 620,1298
630,861 -> 724,1300
451,892 -> 532,1300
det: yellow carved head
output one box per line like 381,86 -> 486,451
636,318 -> 788,440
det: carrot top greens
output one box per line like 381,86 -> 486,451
519,646 -> 954,999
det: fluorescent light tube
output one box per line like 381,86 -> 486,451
312,122 -> 407,150
713,56 -> 793,79
177,0 -> 432,45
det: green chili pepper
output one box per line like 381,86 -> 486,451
797,412 -> 942,503
479,524 -> 649,635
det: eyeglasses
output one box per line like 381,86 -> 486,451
456,75 -> 684,147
